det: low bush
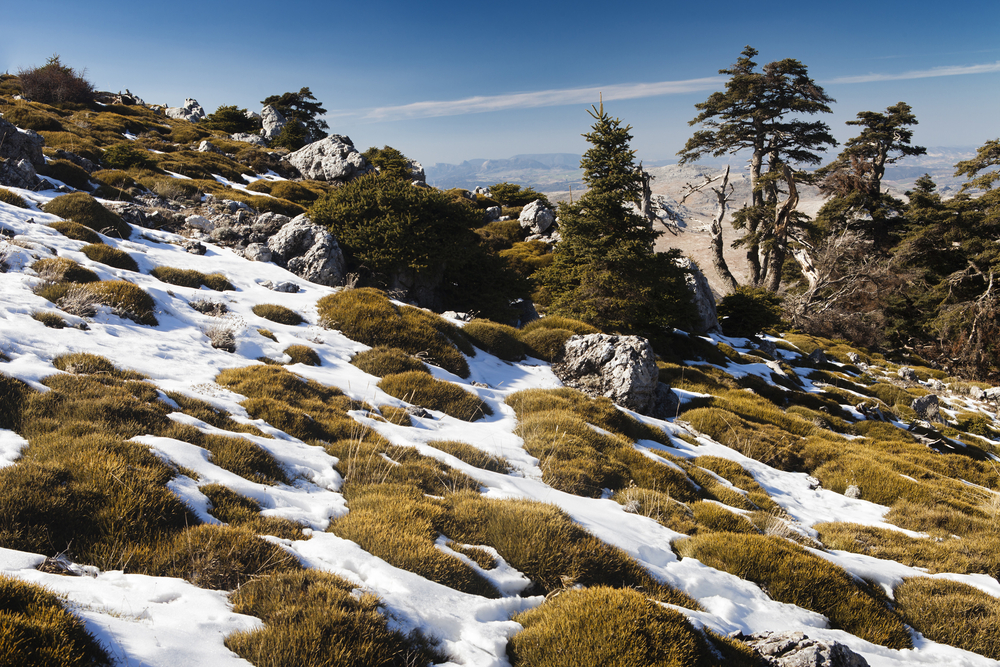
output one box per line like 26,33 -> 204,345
676,533 -> 911,648
318,288 -> 470,377
38,159 -> 93,191
151,266 -> 233,291
83,280 -> 157,325
225,570 -> 441,667
519,327 -> 573,362
0,187 -> 28,208
256,328 -> 277,341
48,219 -> 102,244
462,319 -> 526,361
487,182 -> 552,208
80,243 -> 138,271
895,577 -> 1000,660
521,315 -> 599,336
205,322 -> 236,352
428,440 -> 512,474
252,303 -> 303,325
284,344 -> 320,366
499,240 -> 553,278
31,311 -> 67,328
378,372 -> 492,421
351,346 -> 429,377
614,485 -> 698,534
0,575 -> 112,667
508,586 -> 757,667
190,299 -> 228,317
92,169 -> 139,190
17,55 -> 94,105
41,192 -> 131,238
32,257 -> 99,283
717,286 -> 785,338
374,404 -> 412,426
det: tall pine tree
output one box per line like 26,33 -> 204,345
536,102 -> 694,333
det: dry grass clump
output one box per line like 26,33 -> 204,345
690,501 -> 759,534
52,352 -> 146,380
0,575 -> 112,667
614,485 -> 698,534
199,484 -> 305,540
894,577 -> 1000,660
683,407 -> 803,470
256,327 -> 276,341
31,311 -> 67,328
351,346 -> 429,377
251,303 -> 303,326
283,344 -> 320,366
162,391 -> 265,437
0,187 -> 29,208
379,372 -> 492,422
205,322 -> 237,352
160,422 -> 288,486
0,373 -> 32,431
317,288 -> 471,378
518,327 -> 573,362
48,219 -> 103,244
80,243 -> 138,271
428,440 -> 512,474
32,257 -> 99,283
462,319 -> 526,361
225,570 -> 442,667
39,158 -> 93,191
692,456 -> 778,511
151,266 -> 233,291
508,586 -> 760,667
41,192 -> 131,238
374,404 -> 412,426
190,298 -> 228,316
676,533 -> 911,648
82,280 -> 157,325
521,315 -> 600,336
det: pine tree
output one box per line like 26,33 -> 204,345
536,102 -> 694,333
261,87 -> 329,148
679,46 -> 836,290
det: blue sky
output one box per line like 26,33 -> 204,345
3,0 -> 998,165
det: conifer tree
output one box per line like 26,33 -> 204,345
261,87 -> 329,148
679,46 -> 836,290
536,102 -> 694,333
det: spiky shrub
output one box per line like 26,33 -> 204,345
80,244 -> 138,272
284,344 -> 320,366
317,288 -> 470,377
0,187 -> 28,209
519,327 -> 573,362
32,257 -> 99,283
41,193 -> 131,239
0,575 -> 112,667
225,570 -> 441,667
31,311 -> 67,328
48,220 -> 102,244
378,372 -> 492,421
251,303 -> 303,326
499,240 -> 554,279
16,55 -> 94,105
487,182 -> 553,208
894,577 -> 1000,660
350,346 -> 429,377
83,280 -> 157,325
462,319 -> 526,361
362,145 -> 415,181
675,532 -> 911,648
151,266 -> 233,291
508,586 -> 757,667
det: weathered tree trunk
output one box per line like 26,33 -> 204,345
709,166 -> 740,293
745,150 -> 765,286
764,164 -> 799,293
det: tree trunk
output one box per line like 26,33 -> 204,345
764,164 -> 799,292
710,166 -> 740,293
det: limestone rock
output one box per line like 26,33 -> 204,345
676,257 -> 720,334
284,135 -> 373,183
54,149 -> 96,173
743,631 -> 869,667
0,117 -> 45,168
518,199 -> 555,235
260,105 -> 287,141
911,394 -> 941,422
485,206 -> 502,222
898,367 -> 919,382
983,387 -> 1000,402
0,157 -> 44,190
185,215 -> 214,233
165,99 -> 206,123
197,140 -> 221,154
409,159 -> 426,183
552,334 -> 660,414
244,243 -> 272,263
266,214 -> 345,286
230,132 -> 268,147
970,386 -> 984,400
807,348 -> 829,365
755,336 -> 778,358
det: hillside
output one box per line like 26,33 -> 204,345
2,84 -> 1000,667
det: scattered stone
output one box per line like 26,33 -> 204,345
54,149 -> 96,173
0,157 -> 44,190
983,387 -> 1000,402
911,394 -> 941,422
409,159 -> 426,184
927,378 -> 946,392
183,240 -> 206,255
442,311 -> 474,322
807,348 -> 829,365
552,334 -> 660,414
970,386 -> 984,400
284,135 -> 374,183
845,485 -> 862,499
676,257 -> 720,334
0,116 -> 45,168
742,631 -> 870,667
230,132 -> 268,147
266,214 -> 345,286
847,352 -> 862,364
165,98 -> 206,123
185,215 -> 214,233
259,280 -> 299,293
244,243 -> 272,263
260,105 -> 287,141
484,206 -> 502,222
197,140 -> 221,154
406,406 -> 432,419
898,367 -> 919,382
518,199 -> 555,235
94,90 -> 145,106
755,336 -> 778,358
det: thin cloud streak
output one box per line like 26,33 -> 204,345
360,77 -> 726,121
828,61 -> 1000,84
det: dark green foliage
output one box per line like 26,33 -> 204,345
488,182 -> 552,208
201,105 -> 261,134
252,304 -> 304,325
81,244 -> 138,271
717,286 -> 785,337
0,187 -> 29,208
261,87 -> 328,148
101,142 -> 154,170
363,145 -> 415,181
462,319 -> 527,361
42,193 -> 131,239
17,55 -> 94,105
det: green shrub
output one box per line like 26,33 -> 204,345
38,159 -> 93,191
201,105 -> 261,134
351,346 -> 429,377
225,570 -> 440,667
519,327 -> 573,362
80,243 -> 138,271
31,311 -> 67,328
252,303 -> 303,325
717,286 -> 785,338
149,266 -> 233,291
0,575 -> 112,667
318,288 -> 470,377
83,280 -> 157,325
378,372 -> 492,421
521,315 -> 600,335
31,257 -> 99,283
475,219 -> 525,251
462,319 -> 526,361
17,55 -> 94,105
0,187 -> 28,208
269,180 -> 318,203
48,219 -> 103,244
487,182 -> 552,208
362,145 -> 416,181
41,193 -> 131,238
284,344 -> 321,366
895,578 -> 1000,660
500,240 -> 554,278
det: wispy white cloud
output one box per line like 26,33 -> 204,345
358,77 -> 725,121
827,61 -> 1000,84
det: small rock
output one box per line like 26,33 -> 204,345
845,485 -> 862,499
807,348 -> 829,364
898,367 -> 919,382
260,105 -> 287,141
284,135 -> 374,183
755,337 -> 778,358
518,199 -> 556,235
742,631 -> 869,667
911,394 -> 941,422
184,240 -> 206,255
165,98 -> 206,123
983,387 -> 1000,402
271,281 -> 300,293
230,132 -> 268,147
484,206 -> 502,222
847,352 -> 862,364
244,243 -> 272,263
197,140 -> 221,153
185,215 -> 214,232
553,333 -> 659,414
970,386 -> 984,400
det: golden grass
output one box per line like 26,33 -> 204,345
428,440 -> 512,474
895,577 -> 1000,660
41,192 -> 131,238
378,371 -> 492,422
350,346 -> 429,377
151,266 -> 233,291
200,484 -> 305,540
83,280 -> 157,325
52,352 -> 147,380
48,219 -> 102,244
251,303 -> 303,326
283,344 -> 321,366
80,243 -> 138,272
31,311 -> 67,328
31,257 -> 99,283
462,319 -> 526,361
614,485 -> 698,534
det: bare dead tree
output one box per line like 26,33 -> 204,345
681,165 -> 739,293
636,164 -> 656,227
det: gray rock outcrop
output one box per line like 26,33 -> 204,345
552,334 -> 662,414
518,199 -> 555,235
0,158 -> 45,190
898,366 -> 919,382
676,257 -> 720,334
742,631 -> 869,667
230,132 -> 268,147
260,105 -> 287,141
165,99 -> 206,123
911,394 -> 942,422
0,117 -> 46,168
409,159 -> 426,184
266,214 -> 345,286
284,135 -> 373,183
